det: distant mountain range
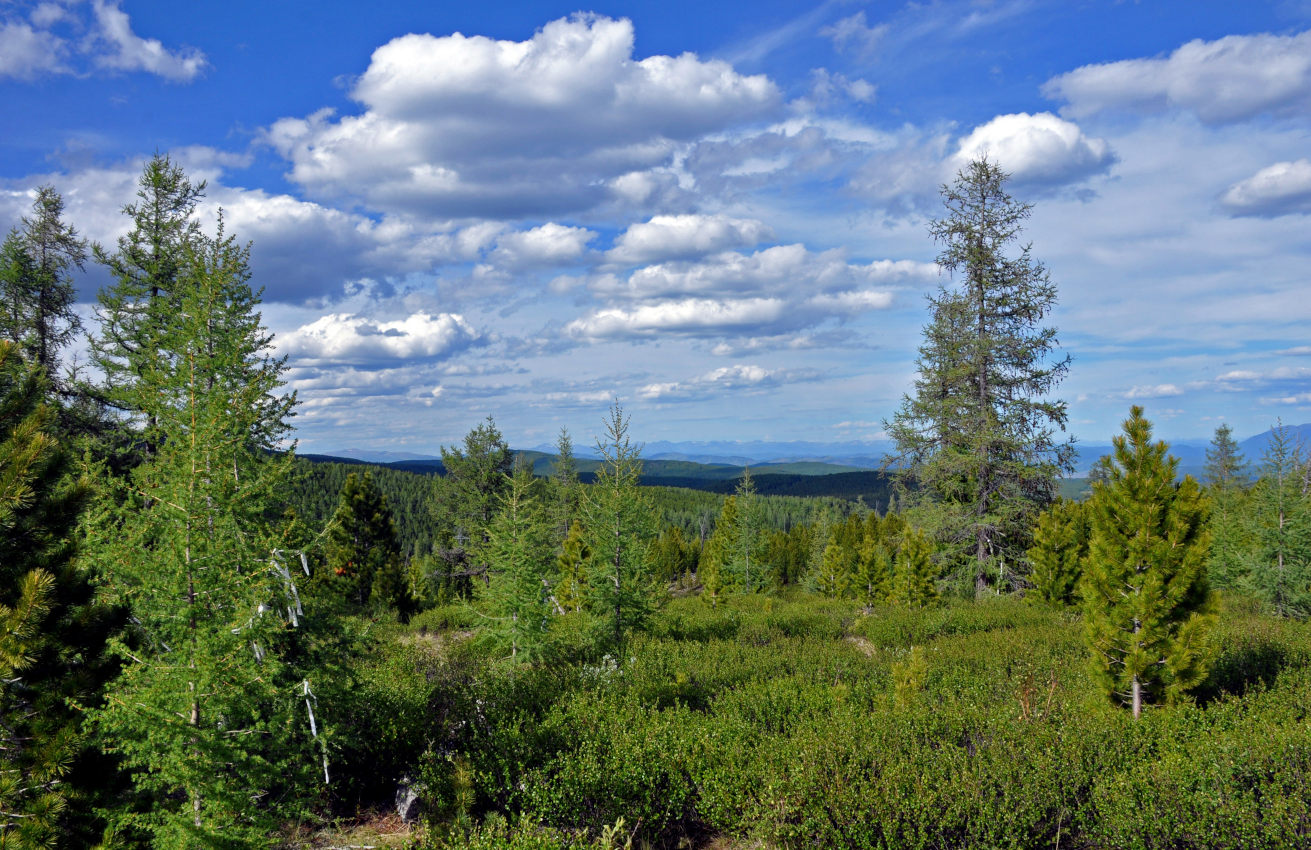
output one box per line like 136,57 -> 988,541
322,423 -> 1309,477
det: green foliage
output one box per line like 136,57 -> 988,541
477,464 -> 556,663
0,341 -> 117,848
891,527 -> 939,607
1027,498 -> 1089,605
580,404 -> 659,656
1206,424 -> 1253,591
319,471 -> 409,616
84,197 -> 316,845
0,187 -> 87,381
698,495 -> 735,606
554,520 -> 588,615
726,467 -> 766,592
431,417 -> 514,594
1081,406 -> 1217,718
887,158 -> 1074,596
1244,422 -> 1311,618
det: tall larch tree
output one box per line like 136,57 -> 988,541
580,403 -> 657,656
1081,407 -> 1216,719
86,210 -> 317,845
551,426 -> 580,542
91,154 -> 206,446
728,467 -> 765,592
886,158 -> 1075,597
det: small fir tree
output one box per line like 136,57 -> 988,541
432,417 -> 513,591
855,534 -> 894,605
728,467 -> 765,592
1204,424 -> 1252,591
1081,406 -> 1216,719
700,495 -> 737,605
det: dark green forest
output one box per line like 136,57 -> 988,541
2,156 -> 1310,849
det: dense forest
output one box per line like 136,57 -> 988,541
2,155 -> 1309,849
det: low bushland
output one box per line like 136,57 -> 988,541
341,593 -> 1311,849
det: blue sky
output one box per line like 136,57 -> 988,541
3,1 -> 1310,454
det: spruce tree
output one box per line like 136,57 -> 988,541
855,533 -> 894,605
478,464 -> 555,663
86,215 -> 315,845
1027,499 -> 1088,605
1081,407 -> 1216,719
1245,423 -> 1311,618
728,467 -> 765,592
432,417 -> 513,590
886,158 -> 1074,596
699,495 -> 737,605
580,403 -> 657,656
320,471 -> 408,615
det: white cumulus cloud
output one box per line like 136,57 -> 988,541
266,14 -> 779,219
1043,30 -> 1311,124
0,20 -> 66,77
638,363 -> 800,400
490,223 -> 597,268
606,214 -> 773,265
1124,384 -> 1184,399
953,112 -> 1114,186
1221,159 -> 1311,218
278,312 -> 480,365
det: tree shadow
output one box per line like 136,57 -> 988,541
1196,641 -> 1288,704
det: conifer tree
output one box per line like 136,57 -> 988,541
555,519 -> 588,614
580,403 -> 657,656
1081,407 -> 1216,719
700,495 -> 737,605
432,417 -> 513,590
91,154 -> 206,440
0,341 -> 116,847
1027,499 -> 1088,605
891,528 -> 938,607
551,427 -> 579,542
321,471 -> 408,615
728,467 -> 765,592
478,464 -> 555,662
86,215 -> 315,844
1245,423 -> 1311,618
0,187 -> 87,382
1204,424 -> 1252,590
886,158 -> 1074,596
855,533 -> 894,605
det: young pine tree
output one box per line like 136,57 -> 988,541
699,495 -> 737,605
1027,499 -> 1089,605
477,464 -> 556,662
891,528 -> 938,608
580,403 -> 657,657
1081,406 -> 1216,719
86,218 -> 316,845
555,519 -> 589,614
0,341 -> 117,847
1244,423 -> 1311,618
